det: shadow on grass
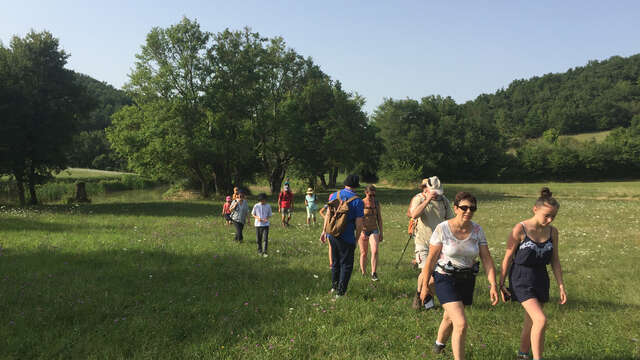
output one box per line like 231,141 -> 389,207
0,249 -> 314,358
0,216 -> 115,233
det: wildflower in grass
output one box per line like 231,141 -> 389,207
244,302 -> 248,306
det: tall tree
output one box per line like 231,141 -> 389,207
0,31 -> 92,205
108,17 -> 218,196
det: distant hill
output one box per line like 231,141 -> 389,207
467,54 -> 640,140
68,72 -> 131,171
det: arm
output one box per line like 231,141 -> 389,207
376,201 -> 383,242
409,191 -> 433,219
229,200 -> 238,211
479,245 -> 499,306
419,243 -> 443,301
499,224 -> 521,301
550,227 -> 567,304
355,217 -> 363,243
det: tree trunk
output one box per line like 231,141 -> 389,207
307,176 -> 316,189
74,182 -> 91,203
319,174 -> 327,188
269,167 -> 286,195
27,167 -> 38,205
329,167 -> 339,188
15,177 -> 25,207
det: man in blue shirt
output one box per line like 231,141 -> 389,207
321,174 -> 364,297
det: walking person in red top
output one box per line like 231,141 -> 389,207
278,181 -> 294,227
221,196 -> 232,226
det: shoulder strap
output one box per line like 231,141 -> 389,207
520,222 -> 528,237
345,195 -> 358,204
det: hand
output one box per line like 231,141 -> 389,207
379,233 -> 383,242
425,190 -> 435,202
558,285 -> 567,304
489,285 -> 499,306
320,232 -> 327,244
420,286 -> 429,302
500,285 -> 511,303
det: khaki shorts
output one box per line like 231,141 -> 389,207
415,242 -> 429,269
281,207 -> 292,216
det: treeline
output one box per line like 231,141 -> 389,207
374,97 -> 640,182
107,17 -> 379,196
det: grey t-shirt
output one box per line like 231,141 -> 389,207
230,199 -> 249,224
430,220 -> 487,271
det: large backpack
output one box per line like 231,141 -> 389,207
324,191 -> 359,238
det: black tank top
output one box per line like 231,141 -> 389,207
513,223 -> 553,267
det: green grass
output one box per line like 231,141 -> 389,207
559,130 -> 612,143
1,183 -> 639,359
55,168 -> 135,179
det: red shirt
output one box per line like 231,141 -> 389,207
222,202 -> 231,214
278,191 -> 293,208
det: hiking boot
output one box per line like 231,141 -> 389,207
432,343 -> 445,354
371,272 -> 379,281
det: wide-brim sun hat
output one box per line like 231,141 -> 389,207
306,188 -> 314,194
423,176 -> 443,195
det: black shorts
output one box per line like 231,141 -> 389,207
434,271 -> 476,306
509,265 -> 550,303
223,214 -> 232,222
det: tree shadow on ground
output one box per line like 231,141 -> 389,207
7,202 -> 219,218
0,249 -> 315,358
0,216 -> 115,233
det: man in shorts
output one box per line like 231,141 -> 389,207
409,176 -> 454,309
278,182 -> 294,227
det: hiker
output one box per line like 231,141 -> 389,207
410,176 -> 455,309
320,174 -> 364,297
305,187 -> 318,226
358,184 -> 383,281
499,187 -> 567,360
229,190 -> 249,243
221,195 -> 232,226
251,193 -> 273,257
278,182 -> 294,227
419,191 -> 498,360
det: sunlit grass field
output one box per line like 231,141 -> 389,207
1,183 -> 639,359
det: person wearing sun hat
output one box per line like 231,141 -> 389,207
409,176 -> 455,310
305,187 -> 318,226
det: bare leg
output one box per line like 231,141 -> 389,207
441,301 -> 467,360
519,311 -> 533,355
328,243 -> 333,268
437,309 -> 454,344
521,298 -> 546,360
369,233 -> 379,274
358,232 -> 369,275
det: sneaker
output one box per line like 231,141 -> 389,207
262,253 -> 268,258
432,343 -> 445,354
517,352 -> 530,359
371,272 -> 379,281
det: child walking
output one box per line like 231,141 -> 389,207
252,193 -> 273,257
221,196 -> 232,226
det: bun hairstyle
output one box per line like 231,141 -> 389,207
536,187 -> 560,209
454,191 -> 477,207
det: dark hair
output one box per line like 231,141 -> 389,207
454,191 -> 477,207
365,184 -> 376,193
536,187 -> 560,209
258,193 -> 267,201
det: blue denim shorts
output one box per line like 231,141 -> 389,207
363,229 -> 379,237
434,271 -> 476,306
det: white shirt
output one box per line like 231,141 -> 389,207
430,220 -> 487,271
251,203 -> 272,227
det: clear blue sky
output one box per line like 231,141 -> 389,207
2,0 -> 639,114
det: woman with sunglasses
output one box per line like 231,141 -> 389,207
499,187 -> 567,360
419,191 -> 498,360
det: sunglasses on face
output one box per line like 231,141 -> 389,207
457,205 -> 477,212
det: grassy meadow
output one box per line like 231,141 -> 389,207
1,181 -> 639,359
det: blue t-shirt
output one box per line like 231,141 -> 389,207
326,188 -> 364,244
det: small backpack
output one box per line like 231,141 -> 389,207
324,191 -> 359,238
